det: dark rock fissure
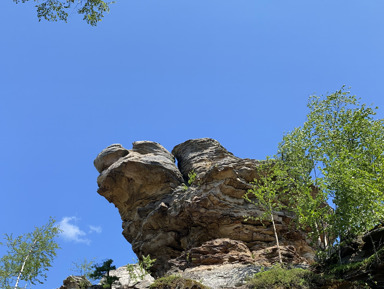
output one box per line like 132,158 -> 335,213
94,138 -> 315,279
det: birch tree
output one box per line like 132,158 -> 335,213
0,217 -> 61,289
278,87 -> 384,250
244,159 -> 293,264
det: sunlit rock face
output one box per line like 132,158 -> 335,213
95,138 -> 315,276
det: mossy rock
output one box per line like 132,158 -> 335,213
150,275 -> 210,289
246,264 -> 324,289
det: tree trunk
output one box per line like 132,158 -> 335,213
14,238 -> 38,289
271,212 -> 283,264
315,221 -> 329,251
369,234 -> 380,263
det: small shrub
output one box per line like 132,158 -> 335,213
126,255 -> 156,283
150,275 -> 209,289
188,170 -> 197,185
247,264 -> 322,289
181,171 -> 197,191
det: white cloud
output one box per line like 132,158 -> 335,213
59,217 -> 91,245
89,225 -> 102,234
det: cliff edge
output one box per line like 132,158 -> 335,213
94,138 -> 314,279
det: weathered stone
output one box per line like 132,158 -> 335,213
58,265 -> 154,289
94,144 -> 129,173
59,275 -> 92,289
150,276 -> 209,289
176,264 -> 262,289
95,138 -> 315,276
169,238 -> 254,271
96,141 -> 184,223
172,138 -> 239,181
251,244 -> 308,267
109,265 -> 154,289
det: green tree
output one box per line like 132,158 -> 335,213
126,255 -> 156,285
71,257 -> 95,277
90,259 -> 119,289
277,87 -> 384,252
0,217 -> 61,289
71,258 -> 95,289
276,126 -> 331,253
13,0 -> 112,26
244,159 -> 294,264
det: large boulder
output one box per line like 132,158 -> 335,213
109,265 -> 154,289
95,138 -> 315,276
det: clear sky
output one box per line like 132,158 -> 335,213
1,1 -> 384,288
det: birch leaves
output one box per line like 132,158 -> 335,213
0,218 -> 61,289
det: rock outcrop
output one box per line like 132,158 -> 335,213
322,224 -> 384,288
57,266 -> 154,289
109,265 -> 154,289
58,276 -> 92,289
94,138 -> 315,277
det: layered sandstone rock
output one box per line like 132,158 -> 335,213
95,138 -> 315,276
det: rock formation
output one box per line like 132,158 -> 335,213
58,265 -> 154,289
59,276 -> 92,289
322,224 -> 384,288
94,138 -> 315,278
109,265 -> 154,289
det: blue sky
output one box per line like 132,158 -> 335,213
1,1 -> 384,288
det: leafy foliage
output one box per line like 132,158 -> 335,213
244,159 -> 294,263
71,257 -> 95,277
71,258 -> 95,289
187,170 -> 197,185
247,264 -> 322,289
90,259 -> 119,289
277,87 -> 384,251
0,217 -> 61,289
182,170 -> 197,191
126,255 -> 156,284
13,0 -> 113,26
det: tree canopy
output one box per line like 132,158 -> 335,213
0,217 -> 61,289
13,0 -> 112,26
90,259 -> 119,289
277,87 -> 384,249
245,87 -> 384,260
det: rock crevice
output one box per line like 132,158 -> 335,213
94,138 -> 315,276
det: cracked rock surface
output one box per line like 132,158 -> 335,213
95,138 -> 314,277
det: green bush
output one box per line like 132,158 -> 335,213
182,170 -> 197,191
247,264 -> 321,289
150,275 -> 209,289
187,170 -> 197,185
126,254 -> 156,283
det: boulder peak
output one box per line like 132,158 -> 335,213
94,138 -> 315,277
